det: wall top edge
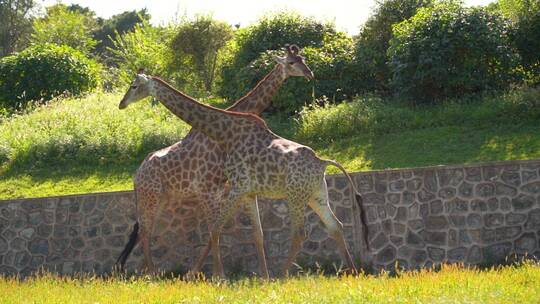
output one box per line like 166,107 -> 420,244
2,158 -> 539,203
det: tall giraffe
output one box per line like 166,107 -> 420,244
116,45 -> 314,278
116,74 -> 370,278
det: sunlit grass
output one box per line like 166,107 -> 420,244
1,88 -> 539,199
1,263 -> 539,303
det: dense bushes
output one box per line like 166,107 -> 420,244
352,0 -> 433,93
219,12 -> 358,113
0,43 -> 101,108
219,12 -> 337,103
296,87 -> 540,143
387,2 -> 519,103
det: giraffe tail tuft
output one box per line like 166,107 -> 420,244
115,222 -> 140,272
323,159 -> 370,251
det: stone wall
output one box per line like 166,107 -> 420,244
1,159 -> 540,276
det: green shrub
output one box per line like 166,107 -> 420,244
387,1 -> 520,103
296,87 -> 540,143
219,12 -> 337,103
0,43 -> 101,108
352,0 -> 433,93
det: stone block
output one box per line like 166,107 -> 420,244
465,167 -> 482,182
525,209 -> 540,230
424,171 -> 438,192
458,182 -> 474,198
445,198 -> 468,214
494,182 -> 517,197
427,247 -> 445,261
483,242 -> 512,264
406,230 -> 424,248
406,178 -> 422,191
425,216 -> 449,230
447,247 -> 467,262
418,190 -> 436,203
438,187 -> 456,200
28,239 -> 49,256
389,180 -> 405,192
522,181 -> 540,194
376,245 -> 396,264
506,213 -> 527,225
522,170 -> 538,183
476,183 -> 495,198
501,171 -> 521,186
421,230 -> 447,246
484,213 -> 504,228
512,194 -> 535,211
515,233 -> 537,254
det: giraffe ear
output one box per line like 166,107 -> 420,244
273,55 -> 286,65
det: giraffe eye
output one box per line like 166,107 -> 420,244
131,85 -> 138,89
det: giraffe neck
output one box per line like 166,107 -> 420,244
227,64 -> 287,115
150,77 -> 263,145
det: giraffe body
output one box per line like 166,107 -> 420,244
117,71 -> 369,277
117,46 -> 315,278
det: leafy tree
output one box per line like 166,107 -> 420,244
0,0 -> 38,57
492,0 -> 540,84
30,4 -> 97,55
93,9 -> 151,56
107,21 -> 174,87
353,0 -> 433,93
169,15 -> 233,92
219,11 -> 336,101
388,1 -> 519,103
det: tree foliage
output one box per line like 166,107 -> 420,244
353,0 -> 433,93
219,11 -> 336,102
0,43 -> 101,107
170,15 -> 233,92
30,4 -> 97,55
107,21 -> 174,87
0,0 -> 37,57
388,1 -> 519,103
93,9 -> 150,57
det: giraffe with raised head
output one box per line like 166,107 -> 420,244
116,71 -> 370,278
115,45 -> 314,278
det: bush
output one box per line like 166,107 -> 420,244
219,12 -> 337,103
387,1 -> 520,103
227,32 -> 355,114
30,4 -> 98,55
352,0 -> 433,93
296,87 -> 540,143
0,43 -> 101,108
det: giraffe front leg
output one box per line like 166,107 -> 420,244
209,190 -> 245,279
246,198 -> 269,279
282,200 -> 307,276
308,180 -> 357,273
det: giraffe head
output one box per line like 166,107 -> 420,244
118,69 -> 154,109
274,44 -> 314,80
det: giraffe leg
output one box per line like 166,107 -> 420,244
282,199 -> 307,276
246,198 -> 269,279
136,186 -> 165,274
308,180 -> 356,272
191,237 -> 211,274
209,190 -> 247,278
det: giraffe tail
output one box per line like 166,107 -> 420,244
115,222 -> 140,272
323,159 -> 370,251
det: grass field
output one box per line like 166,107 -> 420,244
1,88 -> 539,199
1,263 -> 539,303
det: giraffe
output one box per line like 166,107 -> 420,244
116,74 -> 370,278
115,45 -> 314,278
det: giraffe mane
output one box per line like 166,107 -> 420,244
151,76 -> 268,128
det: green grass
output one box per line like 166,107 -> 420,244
1,263 -> 539,303
1,88 -> 539,199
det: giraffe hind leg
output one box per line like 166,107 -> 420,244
308,180 -> 356,272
